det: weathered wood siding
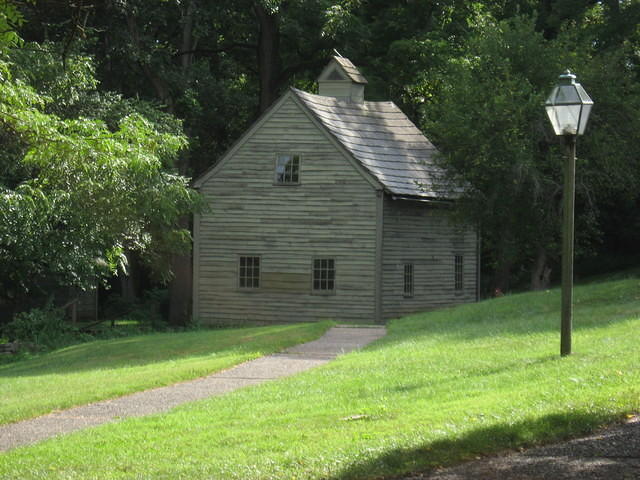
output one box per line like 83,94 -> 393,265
382,198 -> 477,319
194,95 -> 379,325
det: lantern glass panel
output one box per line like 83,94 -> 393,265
554,85 -> 581,104
545,104 -> 582,136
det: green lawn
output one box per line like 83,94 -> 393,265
0,321 -> 332,425
2,276 -> 639,479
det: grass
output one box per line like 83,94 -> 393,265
0,321 -> 332,425
1,274 -> 639,479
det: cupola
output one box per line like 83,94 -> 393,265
317,55 -> 367,103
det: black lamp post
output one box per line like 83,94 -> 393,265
545,71 -> 593,356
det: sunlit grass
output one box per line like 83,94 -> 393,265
0,321 -> 332,425
1,275 -> 639,479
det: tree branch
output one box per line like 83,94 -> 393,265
173,43 -> 257,58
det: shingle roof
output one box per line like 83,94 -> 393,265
332,56 -> 368,84
292,88 -> 457,200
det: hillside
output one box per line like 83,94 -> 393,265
2,274 -> 639,479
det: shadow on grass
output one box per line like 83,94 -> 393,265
0,324 -> 319,378
330,410 -> 620,480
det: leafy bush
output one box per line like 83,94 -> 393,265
2,307 -> 84,349
128,289 -> 169,330
102,289 -> 169,331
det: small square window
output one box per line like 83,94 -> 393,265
313,258 -> 335,292
403,263 -> 414,297
275,154 -> 300,184
454,255 -> 463,291
239,256 -> 260,289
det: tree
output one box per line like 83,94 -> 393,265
421,14 -> 640,291
9,0 -> 639,300
15,0 -> 340,323
0,45 -> 201,322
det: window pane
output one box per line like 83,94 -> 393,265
313,258 -> 335,292
276,155 -> 300,184
404,263 -> 413,297
455,255 -> 463,291
239,256 -> 260,289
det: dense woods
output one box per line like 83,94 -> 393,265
1,0 -> 639,326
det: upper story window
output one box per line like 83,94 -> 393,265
403,263 -> 414,297
275,154 -> 300,184
454,255 -> 463,291
239,256 -> 260,289
313,258 -> 335,293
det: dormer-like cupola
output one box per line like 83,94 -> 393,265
317,56 -> 367,103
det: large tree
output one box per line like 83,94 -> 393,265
0,33 -> 200,321
8,0 -> 640,303
15,0 -> 344,323
421,12 -> 640,291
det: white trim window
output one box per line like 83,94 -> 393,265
239,256 -> 260,289
275,154 -> 300,184
312,258 -> 335,292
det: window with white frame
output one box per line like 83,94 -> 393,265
239,256 -> 260,289
312,258 -> 335,292
454,255 -> 463,291
275,154 -> 300,184
403,263 -> 414,297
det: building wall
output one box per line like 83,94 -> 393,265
382,198 -> 478,320
194,95 -> 379,325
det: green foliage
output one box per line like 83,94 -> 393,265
0,51 -> 201,305
0,0 -> 24,51
421,14 -> 640,290
3,306 -> 79,349
103,289 -> 170,331
4,0 -> 639,296
421,17 -> 564,288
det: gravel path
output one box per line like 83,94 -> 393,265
0,325 -> 386,452
402,416 -> 640,480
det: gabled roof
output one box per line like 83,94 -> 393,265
193,89 -> 381,191
292,88 -> 457,200
318,56 -> 368,85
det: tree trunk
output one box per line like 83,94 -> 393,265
254,4 -> 282,113
530,246 -> 552,290
168,217 -> 192,327
167,1 -> 197,327
180,0 -> 196,72
125,2 -> 196,326
119,251 -> 138,302
125,11 -> 174,111
493,235 -> 515,294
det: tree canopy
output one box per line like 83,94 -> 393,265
2,0 -> 639,317
0,17 -> 200,320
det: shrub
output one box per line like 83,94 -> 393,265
3,307 -> 81,349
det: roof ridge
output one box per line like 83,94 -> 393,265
291,87 -> 396,107
291,87 -> 457,200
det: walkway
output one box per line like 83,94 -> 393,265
0,325 -> 386,452
404,416 -> 640,480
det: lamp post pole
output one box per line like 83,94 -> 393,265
561,135 -> 576,356
545,70 -> 592,357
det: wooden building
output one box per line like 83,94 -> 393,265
192,56 -> 479,325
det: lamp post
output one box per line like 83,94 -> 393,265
545,71 -> 593,356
